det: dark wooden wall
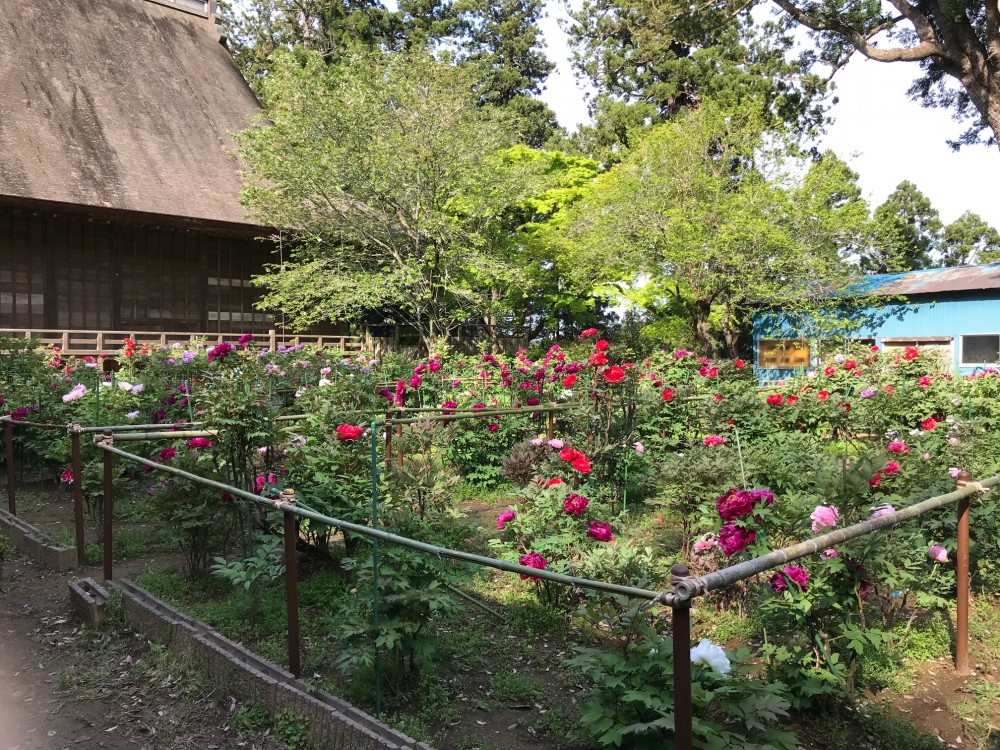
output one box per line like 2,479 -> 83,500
0,205 -> 282,333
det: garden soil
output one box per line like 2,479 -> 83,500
0,550 -> 254,750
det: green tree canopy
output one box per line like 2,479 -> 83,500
940,211 -> 1000,266
564,0 -> 828,160
862,181 -> 942,274
236,49 -> 551,351
558,104 -> 869,356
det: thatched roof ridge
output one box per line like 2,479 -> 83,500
0,0 -> 260,226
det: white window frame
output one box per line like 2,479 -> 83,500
959,334 -> 1000,367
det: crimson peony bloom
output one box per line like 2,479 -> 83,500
571,455 -> 592,474
188,437 -> 213,449
563,374 -> 577,387
519,552 -> 547,580
904,346 -> 919,360
580,328 -> 599,339
766,394 -> 783,405
823,366 -> 836,376
602,366 -> 625,383
733,359 -> 745,369
594,339 -> 609,351
336,424 -> 363,441
817,390 -> 830,402
564,493 -> 589,515
661,388 -> 675,402
588,352 -> 608,367
921,417 -> 937,431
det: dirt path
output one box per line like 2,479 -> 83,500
0,555 -> 141,750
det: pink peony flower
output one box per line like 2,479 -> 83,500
928,545 -> 948,563
810,505 -> 839,533
886,441 -> 909,455
548,439 -> 564,449
188,437 -> 213,449
883,460 -> 900,475
693,534 -> 716,554
870,504 -> 895,518
820,548 -> 840,559
771,565 -> 810,592
703,435 -> 725,447
59,468 -> 74,484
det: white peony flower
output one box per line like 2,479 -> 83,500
117,381 -> 133,391
690,639 -> 731,676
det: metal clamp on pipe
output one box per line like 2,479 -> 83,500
66,421 -> 84,435
270,487 -> 297,509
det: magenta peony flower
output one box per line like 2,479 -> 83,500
703,435 -> 725,447
870,504 -> 895,518
771,565 -> 809,592
496,509 -> 516,530
717,521 -> 755,556
928,545 -> 948,563
518,552 -> 547,580
187,437 -> 213,449
588,521 -> 614,542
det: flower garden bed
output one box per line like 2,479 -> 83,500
3,331 -> 1000,748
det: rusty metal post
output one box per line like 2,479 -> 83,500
4,419 -> 14,515
69,424 -> 87,566
395,421 -> 403,468
102,430 -> 114,581
671,564 -> 694,750
281,489 -> 302,677
956,470 -> 972,675
547,410 -> 555,440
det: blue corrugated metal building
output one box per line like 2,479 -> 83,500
753,263 -> 1000,379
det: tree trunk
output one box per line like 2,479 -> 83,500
689,299 -> 715,357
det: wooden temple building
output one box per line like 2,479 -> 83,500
0,0 -> 357,354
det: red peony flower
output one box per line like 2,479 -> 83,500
817,390 -> 830,402
602,366 -> 625,383
588,352 -> 608,367
823,366 -> 836,376
559,447 -> 580,462
844,360 -> 857,370
904,346 -> 919,360
786,395 -> 799,405
571,455 -> 592,474
336,424 -> 364,441
921,417 -> 937,431
661,388 -> 675,402
562,374 -> 578,388
733,359 -> 746,369
580,328 -> 599,339
595,339 -> 609,351
766,394 -> 783,405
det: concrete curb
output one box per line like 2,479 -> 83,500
0,509 -> 76,572
112,580 -> 435,750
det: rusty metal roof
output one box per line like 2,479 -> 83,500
857,264 -> 1000,296
0,0 -> 260,226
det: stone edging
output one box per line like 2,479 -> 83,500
0,509 -> 76,572
113,579 -> 434,750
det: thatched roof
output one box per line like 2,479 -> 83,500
0,0 -> 260,227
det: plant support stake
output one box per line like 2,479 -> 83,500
69,423 -> 87,566
281,489 -> 302,678
4,418 -> 15,515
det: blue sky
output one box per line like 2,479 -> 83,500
536,1 -> 1000,229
